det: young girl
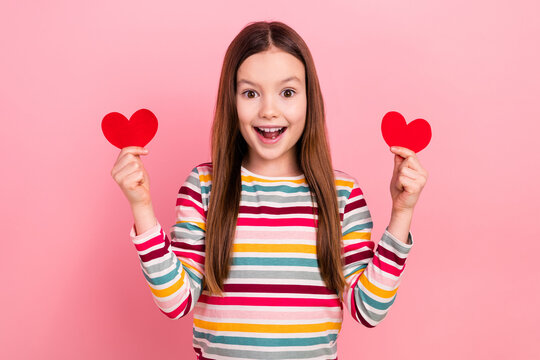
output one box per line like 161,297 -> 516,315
111,21 -> 427,360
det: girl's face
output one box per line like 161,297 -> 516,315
236,45 -> 307,176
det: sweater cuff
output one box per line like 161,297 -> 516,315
129,220 -> 163,253
382,226 -> 414,255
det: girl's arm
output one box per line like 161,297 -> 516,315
341,179 -> 413,328
129,166 -> 206,319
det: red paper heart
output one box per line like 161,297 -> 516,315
381,111 -> 431,153
101,108 -> 158,149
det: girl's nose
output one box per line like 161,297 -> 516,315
259,96 -> 280,119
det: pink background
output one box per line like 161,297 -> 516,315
2,0 -> 539,359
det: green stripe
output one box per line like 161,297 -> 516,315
232,257 -> 319,267
193,330 -> 338,347
241,184 -> 310,194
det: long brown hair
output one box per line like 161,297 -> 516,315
204,20 -> 347,298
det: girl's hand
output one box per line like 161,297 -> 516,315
110,146 -> 152,207
389,146 -> 428,213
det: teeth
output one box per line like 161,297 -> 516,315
257,127 -> 283,132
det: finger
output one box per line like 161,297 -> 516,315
399,175 -> 423,194
124,168 -> 145,188
116,146 -> 149,161
113,155 -> 143,179
114,161 -> 142,184
399,166 -> 420,180
114,147 -> 148,172
398,175 -> 416,193
390,146 -> 416,159
393,154 -> 404,177
400,155 -> 427,176
391,147 -> 427,174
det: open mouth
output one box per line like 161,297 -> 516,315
254,126 -> 287,140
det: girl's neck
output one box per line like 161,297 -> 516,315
241,156 -> 303,178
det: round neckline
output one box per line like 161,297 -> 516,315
241,165 -> 305,180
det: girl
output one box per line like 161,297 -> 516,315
111,21 -> 428,360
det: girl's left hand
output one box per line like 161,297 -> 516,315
389,146 -> 429,213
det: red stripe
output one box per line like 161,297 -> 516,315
139,232 -> 170,262
222,283 -> 336,295
171,242 -> 205,252
345,249 -> 374,266
343,240 -> 374,253
198,294 -> 341,307
179,184 -> 202,204
377,244 -> 406,266
160,292 -> 192,319
172,250 -> 204,264
239,205 -> 317,216
237,217 -> 317,227
371,254 -> 402,277
344,197 -> 367,213
177,197 -> 205,218
133,232 -> 163,252
349,273 -> 363,322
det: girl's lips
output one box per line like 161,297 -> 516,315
253,126 -> 287,144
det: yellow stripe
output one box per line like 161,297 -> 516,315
199,174 -> 212,182
149,269 -> 186,298
335,179 -> 354,187
241,174 -> 306,184
233,243 -> 316,254
199,174 -> 354,189
176,220 -> 206,232
343,231 -> 371,241
358,274 -> 397,298
194,318 -> 341,333
201,172 -> 354,188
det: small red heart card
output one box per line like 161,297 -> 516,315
101,108 -> 158,149
381,111 -> 431,153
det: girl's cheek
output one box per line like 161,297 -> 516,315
284,102 -> 306,119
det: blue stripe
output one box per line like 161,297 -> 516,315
232,257 -> 319,267
342,221 -> 373,237
241,184 -> 310,193
200,184 -> 211,196
337,189 -> 350,198
344,264 -> 367,278
355,286 -> 396,311
173,222 -> 204,232
183,265 -> 202,286
142,260 -> 182,285
193,330 -> 338,347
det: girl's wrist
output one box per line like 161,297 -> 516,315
391,206 -> 414,217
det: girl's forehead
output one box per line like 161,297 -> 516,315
237,51 -> 305,85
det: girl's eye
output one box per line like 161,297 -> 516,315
243,90 -> 257,99
241,89 -> 296,99
282,89 -> 296,98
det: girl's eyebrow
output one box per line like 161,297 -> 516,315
237,76 -> 301,87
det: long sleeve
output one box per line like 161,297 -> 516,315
129,166 -> 206,319
340,178 -> 414,328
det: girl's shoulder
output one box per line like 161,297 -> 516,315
187,161 -> 212,176
187,162 -> 213,186
193,161 -> 213,172
333,168 -> 359,190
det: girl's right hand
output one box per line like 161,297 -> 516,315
110,146 -> 152,207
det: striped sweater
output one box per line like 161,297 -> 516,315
129,162 -> 414,360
